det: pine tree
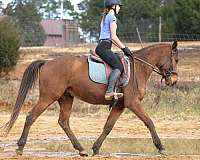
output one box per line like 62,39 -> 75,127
3,0 -> 46,46
39,0 -> 77,19
0,16 -> 21,75
161,0 -> 200,34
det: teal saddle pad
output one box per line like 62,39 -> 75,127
87,56 -> 130,87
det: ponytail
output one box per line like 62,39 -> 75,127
102,8 -> 110,25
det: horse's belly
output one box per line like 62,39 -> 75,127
66,57 -> 111,105
77,95 -> 110,105
67,83 -> 110,105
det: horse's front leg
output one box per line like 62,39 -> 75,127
127,98 -> 166,155
92,104 -> 125,155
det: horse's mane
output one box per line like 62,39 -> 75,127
134,43 -> 170,57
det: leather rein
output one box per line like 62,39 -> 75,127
111,40 -> 177,79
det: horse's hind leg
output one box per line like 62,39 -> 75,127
58,93 -> 87,156
16,98 -> 54,155
92,105 -> 124,155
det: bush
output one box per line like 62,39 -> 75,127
0,16 -> 21,75
21,22 -> 46,47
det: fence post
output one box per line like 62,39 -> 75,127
136,27 -> 143,48
159,16 -> 162,42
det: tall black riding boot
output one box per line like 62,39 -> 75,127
105,69 -> 123,100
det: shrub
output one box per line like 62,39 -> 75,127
0,16 -> 21,76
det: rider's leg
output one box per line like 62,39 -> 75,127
95,41 -> 124,100
105,68 -> 123,100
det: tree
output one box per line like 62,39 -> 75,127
78,0 -> 103,39
63,0 -> 78,18
78,0 -> 161,41
39,0 -> 78,19
78,0 -> 200,41
161,0 -> 200,34
118,0 -> 161,42
4,0 -> 46,46
0,16 -> 21,76
40,0 -> 59,18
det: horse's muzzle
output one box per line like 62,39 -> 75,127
163,72 -> 178,86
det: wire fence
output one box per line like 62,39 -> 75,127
119,32 -> 200,43
17,30 -> 200,47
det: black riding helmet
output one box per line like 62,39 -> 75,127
104,0 -> 122,8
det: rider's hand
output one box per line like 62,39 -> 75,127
122,47 -> 132,57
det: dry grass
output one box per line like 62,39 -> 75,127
0,41 -> 200,119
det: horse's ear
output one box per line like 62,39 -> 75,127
172,40 -> 178,50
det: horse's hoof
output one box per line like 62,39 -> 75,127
92,152 -> 99,156
79,150 -> 88,157
16,148 -> 23,155
92,145 -> 99,156
158,149 -> 168,156
92,149 -> 99,156
0,147 -> 4,152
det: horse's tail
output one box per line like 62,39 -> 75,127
1,60 -> 46,136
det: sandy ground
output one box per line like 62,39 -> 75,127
0,113 -> 199,160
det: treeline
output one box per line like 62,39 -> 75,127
79,0 -> 200,39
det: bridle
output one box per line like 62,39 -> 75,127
111,40 -> 178,84
132,49 -> 178,84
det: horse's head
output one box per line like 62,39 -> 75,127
157,41 -> 178,86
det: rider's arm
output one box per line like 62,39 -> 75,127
110,21 -> 125,49
110,21 -> 132,57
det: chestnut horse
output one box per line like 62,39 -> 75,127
1,41 -> 178,156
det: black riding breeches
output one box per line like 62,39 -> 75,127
95,40 -> 123,72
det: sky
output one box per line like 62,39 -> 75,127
1,0 -> 83,11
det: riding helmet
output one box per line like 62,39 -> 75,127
104,0 -> 122,8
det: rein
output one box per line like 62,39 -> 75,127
111,40 -> 163,76
111,40 -> 177,84
133,56 -> 163,76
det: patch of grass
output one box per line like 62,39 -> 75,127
1,44 -> 200,119
143,81 -> 200,120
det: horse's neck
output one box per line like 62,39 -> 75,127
137,57 -> 153,84
133,47 -> 161,97
136,48 -> 159,67
136,48 -> 159,79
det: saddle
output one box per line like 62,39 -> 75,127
87,50 -> 130,87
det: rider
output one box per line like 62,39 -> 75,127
95,0 -> 132,100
